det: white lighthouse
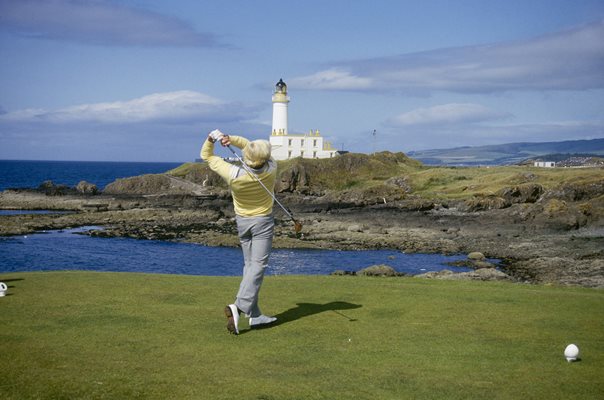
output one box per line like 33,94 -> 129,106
269,78 -> 338,161
271,78 -> 289,135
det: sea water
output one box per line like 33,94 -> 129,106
0,210 -> 73,215
0,160 -> 182,191
0,227 -> 480,276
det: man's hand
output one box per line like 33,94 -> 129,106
208,129 -> 224,143
207,129 -> 231,146
219,134 -> 231,147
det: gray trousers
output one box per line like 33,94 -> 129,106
234,214 -> 274,318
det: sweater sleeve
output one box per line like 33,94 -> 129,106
228,135 -> 249,150
200,138 -> 232,182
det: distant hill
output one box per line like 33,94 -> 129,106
407,138 -> 604,166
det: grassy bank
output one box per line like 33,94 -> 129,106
1,271 -> 603,399
407,164 -> 604,199
169,154 -> 603,200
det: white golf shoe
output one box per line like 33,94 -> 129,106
249,315 -> 277,328
225,304 -> 240,335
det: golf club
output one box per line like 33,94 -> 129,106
226,144 -> 303,234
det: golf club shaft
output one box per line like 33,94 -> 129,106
226,145 -> 297,223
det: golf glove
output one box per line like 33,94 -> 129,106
209,129 -> 224,142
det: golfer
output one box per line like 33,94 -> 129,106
201,130 -> 278,335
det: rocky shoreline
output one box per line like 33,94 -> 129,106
1,177 -> 603,288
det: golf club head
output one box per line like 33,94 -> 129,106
294,220 -> 303,234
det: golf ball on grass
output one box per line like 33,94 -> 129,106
564,344 -> 580,362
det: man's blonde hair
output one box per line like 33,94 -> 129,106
243,140 -> 271,169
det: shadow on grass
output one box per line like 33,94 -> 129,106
0,278 -> 24,292
246,302 -> 362,333
0,278 -> 23,295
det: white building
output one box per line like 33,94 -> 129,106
534,161 -> 556,168
269,79 -> 338,160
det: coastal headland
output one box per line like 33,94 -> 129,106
1,152 -> 602,287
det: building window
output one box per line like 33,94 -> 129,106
313,151 -> 317,158
301,139 -> 305,146
313,139 -> 317,147
288,139 -> 292,146
288,151 -> 292,158
301,151 -> 304,157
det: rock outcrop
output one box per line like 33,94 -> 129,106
357,264 -> 404,277
103,174 -> 212,196
461,183 -> 545,212
415,268 -> 510,281
76,181 -> 98,195
276,164 -> 310,194
38,180 -> 74,196
498,183 -> 544,204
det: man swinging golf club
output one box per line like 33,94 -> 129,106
201,129 -> 279,335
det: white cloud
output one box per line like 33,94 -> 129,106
293,19 -> 604,93
0,0 -> 219,47
0,91 -> 269,161
386,103 -> 512,127
289,68 -> 373,90
0,91 -> 259,124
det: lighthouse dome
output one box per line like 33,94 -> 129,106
275,79 -> 287,93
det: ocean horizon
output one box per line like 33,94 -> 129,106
0,159 -> 184,192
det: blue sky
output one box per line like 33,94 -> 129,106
1,0 -> 603,162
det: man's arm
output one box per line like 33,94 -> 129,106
200,137 -> 232,182
227,135 -> 249,150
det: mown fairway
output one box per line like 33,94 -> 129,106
1,271 -> 602,399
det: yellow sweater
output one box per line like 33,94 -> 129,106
201,135 -> 277,217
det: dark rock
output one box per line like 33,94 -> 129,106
76,181 -> 98,195
468,251 -> 486,261
506,257 -> 604,288
470,268 -> 510,280
276,164 -> 310,194
415,269 -> 455,279
446,259 -> 495,269
497,183 -> 544,204
357,264 -> 403,277
415,268 -> 509,281
38,180 -> 73,196
543,182 -> 604,202
535,199 -> 589,230
331,270 -> 357,276
473,260 -> 496,269
461,183 -> 545,212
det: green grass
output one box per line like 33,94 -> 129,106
409,165 -> 604,199
1,272 -> 603,399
